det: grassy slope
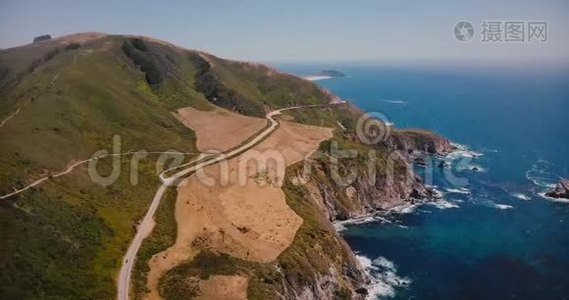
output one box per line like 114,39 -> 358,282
0,34 -> 342,299
191,53 -> 334,117
0,36 -> 205,299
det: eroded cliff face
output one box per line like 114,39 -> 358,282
387,129 -> 455,156
294,129 -> 454,222
269,165 -> 370,299
274,129 -> 454,299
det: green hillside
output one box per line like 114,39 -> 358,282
0,33 -> 338,299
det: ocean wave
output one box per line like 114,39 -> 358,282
525,159 -> 558,189
333,201 -> 425,231
382,100 -> 408,104
445,187 -> 471,194
334,215 -> 392,232
449,143 -> 484,158
427,199 -> 460,209
428,186 -> 444,199
494,204 -> 514,210
357,254 -> 411,299
485,201 -> 514,210
512,193 -> 531,201
388,203 -> 419,215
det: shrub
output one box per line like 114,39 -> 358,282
43,48 -> 60,62
65,43 -> 81,50
130,38 -> 148,52
121,40 -> 163,87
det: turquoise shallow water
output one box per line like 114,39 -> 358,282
279,64 -> 569,299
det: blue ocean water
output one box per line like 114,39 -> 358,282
279,63 -> 569,299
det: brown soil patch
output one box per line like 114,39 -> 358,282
145,120 -> 333,299
175,107 -> 267,152
196,275 -> 248,300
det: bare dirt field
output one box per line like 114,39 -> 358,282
196,275 -> 248,300
175,107 -> 267,152
144,115 -> 333,299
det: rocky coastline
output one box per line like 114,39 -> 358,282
304,128 -> 455,297
545,179 -> 569,200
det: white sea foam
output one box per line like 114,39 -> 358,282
383,100 -> 408,104
512,193 -> 531,201
427,199 -> 460,209
538,192 -> 569,203
448,143 -> 483,159
356,254 -> 411,299
333,215 -> 391,232
525,160 -> 558,188
427,187 -> 444,199
487,202 -> 514,210
334,222 -> 348,232
445,187 -> 471,194
495,204 -> 514,210
389,203 -> 418,214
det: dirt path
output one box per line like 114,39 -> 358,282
0,108 -> 20,129
0,151 -> 199,200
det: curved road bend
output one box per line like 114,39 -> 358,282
117,102 -> 345,300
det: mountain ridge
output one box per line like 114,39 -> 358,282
0,32 -> 452,299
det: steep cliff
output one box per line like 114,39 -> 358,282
289,132 -> 453,222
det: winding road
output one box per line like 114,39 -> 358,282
117,102 -> 344,300
0,108 -> 20,129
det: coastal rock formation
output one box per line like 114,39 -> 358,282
387,128 -> 455,156
545,179 -> 569,199
295,128 -> 452,221
318,69 -> 346,77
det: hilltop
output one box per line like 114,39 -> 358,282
0,33 -> 452,299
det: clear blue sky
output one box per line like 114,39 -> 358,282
1,0 -> 568,63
